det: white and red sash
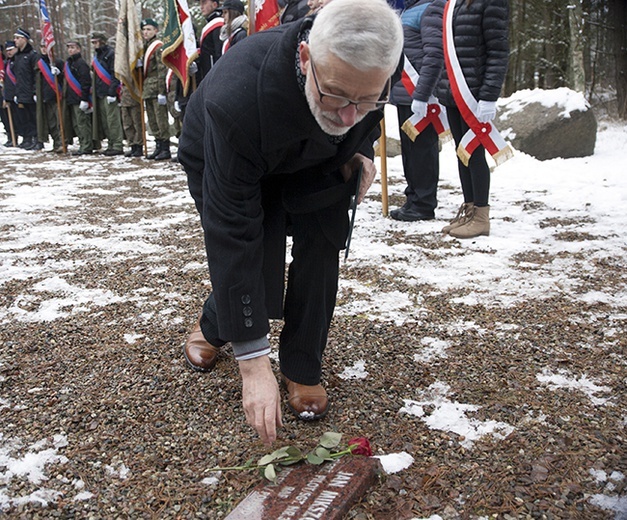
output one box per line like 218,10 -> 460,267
143,39 -> 163,78
443,0 -> 512,166
399,55 -> 450,143
200,17 -> 224,48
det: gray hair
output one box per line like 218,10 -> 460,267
308,0 -> 403,74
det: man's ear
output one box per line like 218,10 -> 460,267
298,42 -> 310,75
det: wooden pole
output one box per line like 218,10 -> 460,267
49,48 -> 67,153
6,103 -> 17,147
138,70 -> 147,156
248,0 -> 256,35
379,117 -> 388,216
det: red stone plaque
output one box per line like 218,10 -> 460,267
225,457 -> 381,520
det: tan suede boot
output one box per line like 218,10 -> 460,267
442,202 -> 474,234
449,205 -> 490,238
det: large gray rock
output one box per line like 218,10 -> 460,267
497,88 -> 597,160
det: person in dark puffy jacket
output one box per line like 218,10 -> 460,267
436,0 -> 509,238
12,28 -> 41,150
389,0 -> 445,221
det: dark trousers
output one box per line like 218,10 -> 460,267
397,104 -> 440,215
15,102 -> 37,139
199,180 -> 349,386
446,105 -> 490,207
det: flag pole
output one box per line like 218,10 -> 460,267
248,0 -> 256,35
49,47 -> 67,153
138,70 -> 147,156
379,117 -> 389,216
6,103 -> 17,147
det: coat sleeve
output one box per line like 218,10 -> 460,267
479,0 -> 509,102
413,0 -> 445,102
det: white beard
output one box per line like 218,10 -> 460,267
304,73 -> 366,136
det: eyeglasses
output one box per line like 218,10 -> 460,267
309,58 -> 390,113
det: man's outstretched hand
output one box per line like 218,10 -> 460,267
238,355 -> 283,445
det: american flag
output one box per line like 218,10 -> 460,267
39,0 -> 55,54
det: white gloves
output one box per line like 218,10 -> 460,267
136,58 -> 143,68
33,95 -> 37,102
189,62 -> 198,74
13,96 -> 17,104
411,99 -> 428,119
477,100 -> 497,123
157,94 -> 167,105
79,100 -> 90,112
106,96 -> 117,104
174,100 -> 181,113
51,66 -> 60,75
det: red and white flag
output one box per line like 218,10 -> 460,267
255,0 -> 280,32
39,0 -> 55,54
161,0 -> 199,96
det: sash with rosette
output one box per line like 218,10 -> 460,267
143,39 -> 163,78
37,58 -> 60,96
64,61 -> 92,107
6,61 -> 17,86
443,0 -> 512,166
399,55 -> 450,143
200,17 -> 224,48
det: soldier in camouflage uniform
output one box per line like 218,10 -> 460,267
139,19 -> 171,160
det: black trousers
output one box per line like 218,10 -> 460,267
199,177 -> 350,386
446,105 -> 490,207
397,104 -> 440,215
15,102 -> 37,139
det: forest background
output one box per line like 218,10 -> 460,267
0,0 -> 625,118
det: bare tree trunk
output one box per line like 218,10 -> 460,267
610,0 -> 627,118
568,0 -> 586,92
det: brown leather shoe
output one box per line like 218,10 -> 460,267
183,321 -> 220,372
283,376 -> 329,421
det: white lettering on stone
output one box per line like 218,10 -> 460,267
299,490 -> 339,519
328,472 -> 353,488
294,474 -> 326,504
277,505 -> 300,520
277,486 -> 296,499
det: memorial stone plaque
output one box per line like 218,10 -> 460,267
225,456 -> 381,520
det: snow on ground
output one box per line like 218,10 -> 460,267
0,93 -> 626,517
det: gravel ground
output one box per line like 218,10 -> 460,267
0,142 -> 625,519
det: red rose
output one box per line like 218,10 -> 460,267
348,437 -> 372,456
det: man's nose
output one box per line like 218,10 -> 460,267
337,104 -> 358,127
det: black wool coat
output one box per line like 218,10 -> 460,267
63,53 -> 91,105
179,17 -> 399,344
92,44 -> 120,99
13,43 -> 40,103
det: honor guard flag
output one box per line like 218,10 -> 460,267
39,0 -> 55,54
161,0 -> 199,96
255,0 -> 280,32
115,0 -> 143,100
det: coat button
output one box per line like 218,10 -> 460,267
244,318 -> 253,328
242,306 -> 252,317
241,294 -> 251,304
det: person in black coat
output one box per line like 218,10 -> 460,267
63,40 -> 93,155
198,0 -> 223,81
36,43 -> 64,152
390,0 -> 446,221
12,28 -> 41,150
91,33 -> 124,156
1,41 -> 18,147
179,0 -> 403,445
436,0 -> 509,238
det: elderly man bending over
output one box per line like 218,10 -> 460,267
178,0 -> 403,445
